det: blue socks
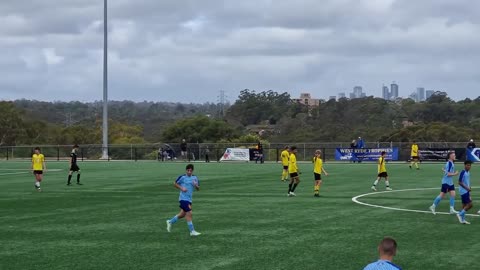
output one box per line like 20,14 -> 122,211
187,221 -> 194,232
169,215 -> 179,224
433,196 -> 442,207
449,197 -> 455,208
459,209 -> 466,218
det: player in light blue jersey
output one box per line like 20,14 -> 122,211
363,237 -> 402,270
456,160 -> 473,224
166,164 -> 201,236
429,152 -> 459,215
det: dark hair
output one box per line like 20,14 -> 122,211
186,164 -> 194,171
290,146 -> 297,151
379,237 -> 397,256
447,151 -> 455,159
73,144 -> 79,148
381,151 -> 386,155
465,160 -> 473,165
284,145 -> 289,150
34,147 -> 40,151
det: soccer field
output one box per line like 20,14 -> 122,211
1,161 -> 480,270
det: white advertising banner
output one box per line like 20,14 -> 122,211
219,148 -> 250,162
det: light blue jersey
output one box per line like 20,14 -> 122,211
364,260 -> 402,270
175,174 -> 199,203
458,170 -> 470,196
442,160 -> 455,185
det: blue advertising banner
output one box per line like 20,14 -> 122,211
467,148 -> 480,162
335,148 -> 399,161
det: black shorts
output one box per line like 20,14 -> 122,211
70,164 -> 80,172
411,156 -> 419,160
314,173 -> 321,180
378,172 -> 388,178
290,172 -> 299,178
283,165 -> 288,170
33,170 -> 43,175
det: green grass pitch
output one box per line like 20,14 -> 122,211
1,161 -> 480,269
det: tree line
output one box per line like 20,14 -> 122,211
1,90 -> 479,146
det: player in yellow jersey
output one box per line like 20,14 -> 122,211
371,151 -> 392,191
409,141 -> 420,170
31,147 -> 46,191
313,150 -> 329,197
280,146 -> 290,181
287,146 -> 300,196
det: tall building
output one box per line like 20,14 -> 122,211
353,86 -> 363,98
416,87 -> 425,102
426,90 -> 434,100
338,92 -> 346,99
390,82 -> 399,99
382,85 -> 390,100
292,93 -> 320,107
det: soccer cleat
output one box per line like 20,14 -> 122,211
463,220 -> 471,225
314,194 -> 320,197
166,220 -> 172,232
478,210 -> 480,214
429,205 -> 436,215
289,192 -> 296,197
386,187 -> 393,191
456,214 -> 463,224
371,186 -> 377,191
409,165 -> 412,169
450,208 -> 458,214
190,230 -> 201,236
67,183 -> 72,186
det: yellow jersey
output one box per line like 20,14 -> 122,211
313,157 -> 323,174
32,154 -> 45,171
288,153 -> 298,173
411,144 -> 418,157
281,150 -> 289,166
378,156 -> 386,173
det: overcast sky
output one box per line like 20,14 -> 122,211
0,0 -> 479,103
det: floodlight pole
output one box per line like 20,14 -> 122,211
101,0 -> 109,159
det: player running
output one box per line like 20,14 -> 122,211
429,152 -> 459,215
166,164 -> 201,236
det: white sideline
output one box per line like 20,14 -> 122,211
352,187 -> 480,217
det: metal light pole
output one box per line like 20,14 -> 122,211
101,0 -> 109,159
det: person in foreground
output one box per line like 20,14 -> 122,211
429,152 -> 458,215
363,237 -> 402,270
457,160 -> 473,224
166,164 -> 201,236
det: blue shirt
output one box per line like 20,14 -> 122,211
175,174 -> 199,203
364,260 -> 402,270
458,170 -> 470,195
442,160 -> 455,185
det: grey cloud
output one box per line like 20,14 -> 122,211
0,0 -> 479,103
